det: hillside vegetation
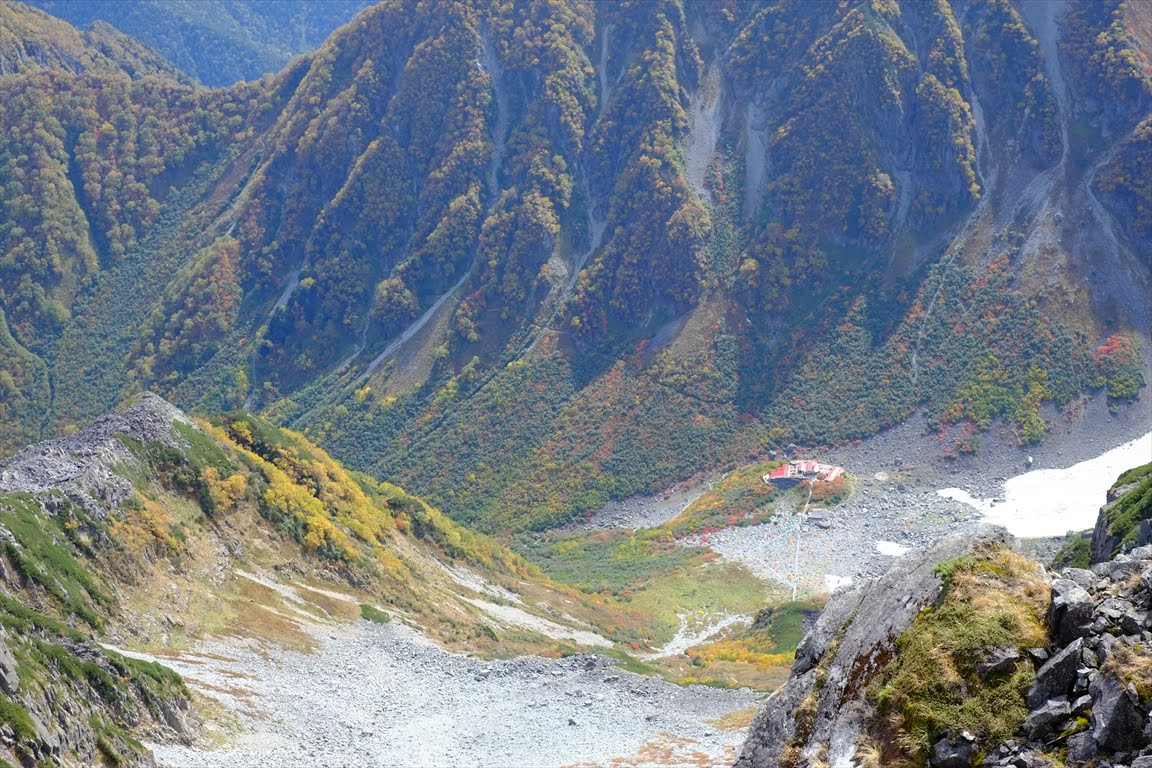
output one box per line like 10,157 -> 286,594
24,0 -> 368,86
0,393 -> 674,763
0,0 -> 1147,535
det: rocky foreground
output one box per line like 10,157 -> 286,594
736,529 -> 1152,768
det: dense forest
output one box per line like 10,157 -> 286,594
0,0 -> 1148,533
22,0 -> 368,85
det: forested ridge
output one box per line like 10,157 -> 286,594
0,0 -> 1149,533
22,0 -> 369,86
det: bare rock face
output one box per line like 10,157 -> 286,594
1090,472 -> 1152,564
735,527 -> 1015,768
1090,673 -> 1143,751
1026,637 -> 1082,708
0,392 -> 192,518
0,631 -> 18,694
1048,579 -> 1094,645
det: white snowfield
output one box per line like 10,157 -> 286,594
940,432 -> 1152,539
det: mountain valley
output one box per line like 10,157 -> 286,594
0,0 -> 1149,766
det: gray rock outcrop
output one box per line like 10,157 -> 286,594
0,393 -> 196,767
1090,673 -> 1142,751
737,535 -> 1152,768
1025,637 -> 1081,708
1048,579 -> 1093,645
1090,471 -> 1152,563
735,527 -> 1015,768
0,392 -> 192,519
930,735 -> 976,768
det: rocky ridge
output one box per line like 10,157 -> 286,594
1091,464 -> 1152,564
0,394 -> 197,767
985,549 -> 1152,767
0,392 -> 193,515
735,527 -> 1017,768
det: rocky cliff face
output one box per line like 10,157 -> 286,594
0,392 -> 192,515
737,530 -> 1152,768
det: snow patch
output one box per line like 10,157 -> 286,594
874,541 -> 910,557
824,574 -> 853,593
461,597 -> 612,648
642,613 -> 751,660
937,487 -> 992,513
941,432 -> 1152,538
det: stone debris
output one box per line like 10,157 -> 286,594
149,621 -> 756,768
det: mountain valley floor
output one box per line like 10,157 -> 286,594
144,617 -> 756,768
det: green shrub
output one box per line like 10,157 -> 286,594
0,694 -> 35,741
360,604 -> 391,624
873,545 -> 1048,762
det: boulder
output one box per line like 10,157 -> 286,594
1025,647 -> 1049,666
930,736 -> 976,768
1064,568 -> 1096,590
978,647 -> 1021,678
1026,638 -> 1082,708
1049,580 -> 1093,645
1064,732 -> 1097,766
1096,633 -> 1119,665
1120,608 -> 1148,635
1109,559 -> 1146,581
1091,673 -> 1143,751
1024,698 -> 1071,737
1096,597 -> 1133,623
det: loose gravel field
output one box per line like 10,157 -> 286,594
148,620 -> 757,768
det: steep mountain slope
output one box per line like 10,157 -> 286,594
0,2 -> 189,81
24,0 -> 369,86
0,392 -> 645,764
0,0 -> 1148,534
